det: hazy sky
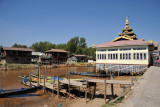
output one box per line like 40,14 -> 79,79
0,0 -> 160,47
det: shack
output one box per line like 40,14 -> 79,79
45,49 -> 68,64
0,47 -> 33,64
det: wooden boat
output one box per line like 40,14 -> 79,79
20,74 -> 63,84
69,71 -> 109,77
0,87 -> 40,98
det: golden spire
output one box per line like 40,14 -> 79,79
125,16 -> 129,28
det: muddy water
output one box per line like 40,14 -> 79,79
0,66 -> 95,106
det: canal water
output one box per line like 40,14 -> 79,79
0,66 -> 95,106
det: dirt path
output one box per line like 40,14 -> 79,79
121,66 -> 160,107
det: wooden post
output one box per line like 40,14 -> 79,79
43,71 -> 46,94
37,63 -> 39,86
29,72 -> 32,87
104,79 -> 107,104
66,72 -> 68,79
68,73 -> 70,94
79,87 -> 80,97
118,64 -> 120,77
57,76 -> 60,98
85,78 -> 88,103
111,84 -> 114,97
53,74 -> 55,94
39,63 -> 41,84
110,70 -> 113,80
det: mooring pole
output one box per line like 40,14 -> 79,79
29,72 -> 32,87
104,79 -> 107,104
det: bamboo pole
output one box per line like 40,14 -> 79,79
104,79 -> 106,104
85,78 -> 88,103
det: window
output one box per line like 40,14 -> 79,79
120,53 -> 131,60
137,53 -> 139,59
129,53 -> 131,59
123,54 -> 125,59
134,53 -> 136,59
133,47 -> 146,50
116,54 -> 118,59
108,54 -> 111,59
97,49 -> 106,52
120,48 -> 131,51
133,53 -> 147,60
108,53 -> 118,60
120,54 -> 122,59
97,54 -> 106,60
140,53 -> 143,60
108,49 -> 118,51
113,54 -> 115,59
144,53 -> 146,59
126,53 -> 128,59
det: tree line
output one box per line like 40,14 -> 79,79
11,36 -> 96,59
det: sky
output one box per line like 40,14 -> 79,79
0,0 -> 160,47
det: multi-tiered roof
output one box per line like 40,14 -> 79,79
112,16 -> 137,42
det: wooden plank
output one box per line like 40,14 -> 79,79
88,79 -> 132,85
60,79 -> 83,87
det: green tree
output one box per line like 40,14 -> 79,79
67,36 -> 79,55
56,43 -> 67,50
31,41 -> 56,52
12,43 -> 27,48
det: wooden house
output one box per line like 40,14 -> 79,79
0,47 -> 33,64
45,49 -> 68,64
